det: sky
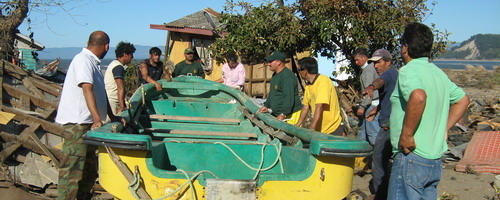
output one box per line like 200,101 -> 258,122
18,0 -> 500,75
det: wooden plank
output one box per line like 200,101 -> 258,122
41,107 -> 56,119
2,106 -> 69,139
27,77 -> 61,97
105,146 -> 152,200
3,84 -> 58,108
145,128 -> 257,138
0,131 -> 65,163
0,61 -> 3,106
150,114 -> 241,123
27,126 -> 60,167
22,78 -> 44,98
0,142 -> 22,163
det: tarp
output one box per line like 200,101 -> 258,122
456,131 -> 500,174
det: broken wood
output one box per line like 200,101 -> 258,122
28,127 -> 60,167
3,84 -> 58,108
0,131 -> 65,163
27,77 -> 61,97
105,146 -> 152,200
2,106 -> 69,139
22,78 -> 44,99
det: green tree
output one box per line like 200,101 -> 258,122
211,0 -> 451,80
210,1 -> 309,63
0,0 -> 97,62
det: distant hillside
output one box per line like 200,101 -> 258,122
439,34 -> 500,60
38,45 -> 166,60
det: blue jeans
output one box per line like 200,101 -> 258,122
388,152 -> 442,200
370,128 -> 392,199
358,105 -> 380,145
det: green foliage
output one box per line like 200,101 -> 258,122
210,0 -> 310,63
124,60 -> 140,98
212,0 -> 450,83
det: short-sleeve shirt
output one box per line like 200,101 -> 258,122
222,63 -> 246,88
55,48 -> 107,124
264,67 -> 303,116
104,59 -> 126,102
302,74 -> 342,133
173,60 -> 205,78
378,67 -> 398,127
390,58 -> 465,159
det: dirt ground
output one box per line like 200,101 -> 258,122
352,163 -> 499,200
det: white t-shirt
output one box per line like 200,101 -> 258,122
55,48 -> 107,124
104,59 -> 127,102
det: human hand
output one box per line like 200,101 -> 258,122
259,106 -> 269,113
366,107 -> 377,121
363,85 -> 374,99
154,82 -> 162,91
91,121 -> 103,130
356,107 -> 365,116
398,132 -> 416,155
276,114 -> 286,121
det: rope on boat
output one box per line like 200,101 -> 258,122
214,141 -> 284,180
128,166 -> 142,200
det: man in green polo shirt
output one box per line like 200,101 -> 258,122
258,51 -> 303,124
173,48 -> 205,78
388,22 -> 469,200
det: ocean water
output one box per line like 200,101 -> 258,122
433,60 -> 499,70
48,59 -> 500,71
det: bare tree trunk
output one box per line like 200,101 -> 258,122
0,0 -> 29,61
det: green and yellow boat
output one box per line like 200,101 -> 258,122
84,76 -> 372,200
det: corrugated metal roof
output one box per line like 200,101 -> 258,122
15,33 -> 45,50
164,8 -> 221,30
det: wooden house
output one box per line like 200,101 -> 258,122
151,8 -> 309,98
14,33 -> 45,71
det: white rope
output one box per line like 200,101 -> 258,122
214,141 -> 283,179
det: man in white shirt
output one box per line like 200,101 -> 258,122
55,30 -> 119,200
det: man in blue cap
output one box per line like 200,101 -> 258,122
258,51 -> 303,124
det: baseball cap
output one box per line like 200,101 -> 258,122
184,48 -> 194,54
368,49 -> 392,62
265,51 -> 286,62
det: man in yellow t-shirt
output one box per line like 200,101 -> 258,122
295,57 -> 343,135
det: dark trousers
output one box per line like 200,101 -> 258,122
370,128 -> 392,200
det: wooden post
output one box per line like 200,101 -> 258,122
248,64 -> 253,97
105,147 -> 152,200
0,61 -> 3,107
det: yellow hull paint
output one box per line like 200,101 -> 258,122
98,147 -> 354,200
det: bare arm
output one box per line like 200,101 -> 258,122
363,78 -> 385,99
295,105 -> 310,127
81,83 -> 103,129
446,95 -> 470,131
140,62 -> 162,91
163,68 -> 172,82
399,89 -> 426,154
309,104 -> 324,130
115,78 -> 126,114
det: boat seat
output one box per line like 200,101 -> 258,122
144,128 -> 258,138
150,114 -> 240,124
